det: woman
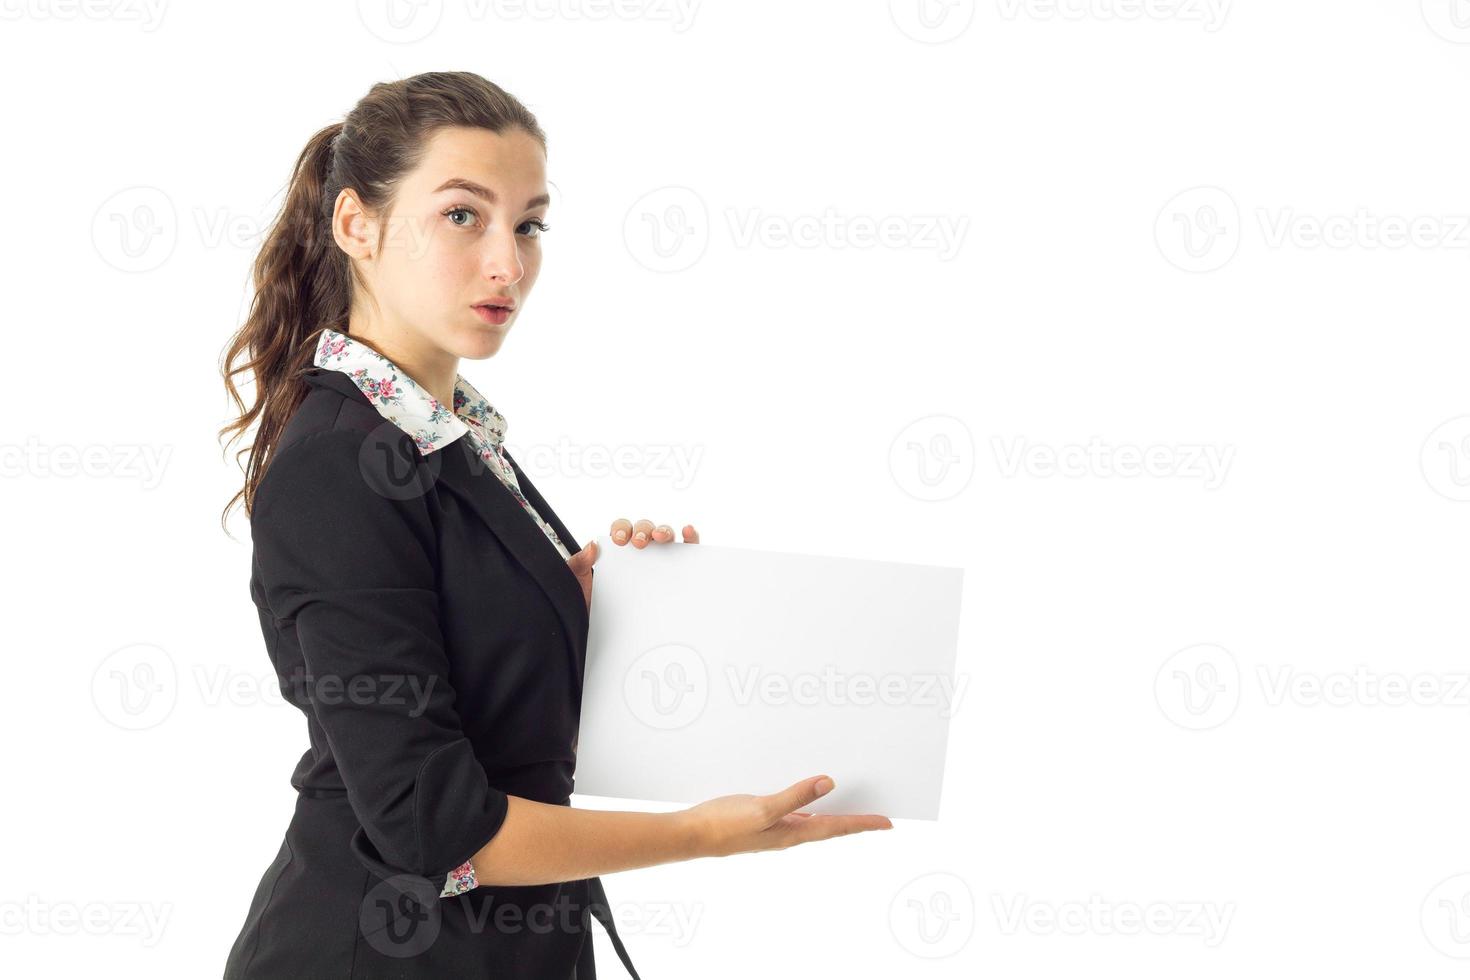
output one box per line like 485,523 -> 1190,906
217,71 -> 891,979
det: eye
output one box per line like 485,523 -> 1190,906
518,218 -> 551,239
443,205 -> 480,228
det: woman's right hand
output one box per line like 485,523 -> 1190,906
680,775 -> 893,859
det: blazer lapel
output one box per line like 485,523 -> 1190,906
435,437 -> 590,657
301,368 -> 590,665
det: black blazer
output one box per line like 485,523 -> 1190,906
224,367 -> 639,979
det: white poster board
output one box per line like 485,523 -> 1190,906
572,537 -> 966,820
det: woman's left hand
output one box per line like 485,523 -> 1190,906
567,519 -> 700,610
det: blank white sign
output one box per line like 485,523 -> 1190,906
572,537 -> 966,820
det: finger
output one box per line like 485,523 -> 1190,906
610,518 -> 632,545
766,775 -> 834,820
565,540 -> 593,570
682,524 -> 699,544
794,814 -> 893,843
631,518 -> 655,548
652,524 -> 674,543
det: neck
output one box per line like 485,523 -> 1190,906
343,312 -> 457,409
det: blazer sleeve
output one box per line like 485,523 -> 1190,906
251,427 -> 508,887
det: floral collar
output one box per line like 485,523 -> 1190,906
312,327 -> 508,457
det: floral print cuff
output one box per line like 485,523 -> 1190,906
440,859 -> 478,898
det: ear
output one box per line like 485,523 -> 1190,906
331,187 -> 378,261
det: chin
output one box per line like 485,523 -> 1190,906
458,327 -> 507,360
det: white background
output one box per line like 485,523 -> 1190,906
3,0 -> 1469,976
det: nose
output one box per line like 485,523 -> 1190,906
482,231 -> 524,285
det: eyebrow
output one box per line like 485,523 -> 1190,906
433,177 -> 550,210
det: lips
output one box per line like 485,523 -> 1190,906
473,304 -> 512,326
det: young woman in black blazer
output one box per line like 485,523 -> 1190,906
218,71 -> 891,979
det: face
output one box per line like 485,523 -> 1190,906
334,125 -> 550,369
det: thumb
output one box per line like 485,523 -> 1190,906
768,774 -> 834,817
568,539 -> 598,570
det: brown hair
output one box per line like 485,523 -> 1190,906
216,71 -> 546,531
